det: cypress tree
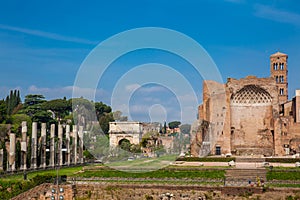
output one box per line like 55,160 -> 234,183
26,135 -> 31,168
15,140 -> 21,169
5,90 -> 21,115
17,90 -> 21,105
1,141 -> 7,171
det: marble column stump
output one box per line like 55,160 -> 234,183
20,121 -> 27,170
31,122 -> 37,169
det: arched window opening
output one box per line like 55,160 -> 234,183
280,76 -> 284,83
280,63 -> 284,70
280,88 -> 284,95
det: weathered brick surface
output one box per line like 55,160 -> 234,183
193,52 -> 300,157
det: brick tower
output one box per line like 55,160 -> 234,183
270,52 -> 288,104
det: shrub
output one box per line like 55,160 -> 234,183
265,158 -> 300,163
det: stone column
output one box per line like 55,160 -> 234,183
50,124 -> 55,167
9,133 -> 16,171
20,121 -> 27,170
0,149 -> 3,171
31,122 -> 37,169
66,125 -> 70,166
58,124 -> 63,166
78,126 -> 84,164
73,125 -> 78,165
41,123 -> 47,168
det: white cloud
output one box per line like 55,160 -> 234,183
0,24 -> 98,45
254,4 -> 300,27
125,84 -> 167,94
139,85 -> 167,93
125,84 -> 141,92
26,85 -> 107,101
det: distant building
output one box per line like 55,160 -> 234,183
191,52 -> 300,157
142,122 -> 161,134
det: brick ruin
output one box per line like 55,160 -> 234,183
191,52 -> 300,157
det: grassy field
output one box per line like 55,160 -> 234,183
0,166 -> 83,181
1,163 -> 300,199
106,154 -> 177,169
0,166 -> 84,200
267,168 -> 300,181
75,167 -> 226,179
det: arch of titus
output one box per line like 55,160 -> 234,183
0,122 -> 85,171
109,122 -> 143,147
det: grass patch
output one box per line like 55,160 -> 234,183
265,158 -> 300,163
166,165 -> 230,169
0,166 -> 84,200
74,167 -> 225,179
267,170 -> 300,180
106,154 -> 176,168
0,166 -> 83,181
266,183 -> 300,188
176,157 -> 235,162
91,179 -> 224,186
0,174 -> 56,200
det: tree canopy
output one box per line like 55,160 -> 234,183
180,124 -> 191,135
168,121 -> 181,129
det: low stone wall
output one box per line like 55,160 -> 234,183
71,183 -> 299,200
12,182 -> 300,200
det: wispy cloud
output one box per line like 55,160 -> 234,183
125,84 -> 141,92
254,4 -> 300,27
0,24 -> 98,45
125,84 -> 168,93
22,85 -> 106,101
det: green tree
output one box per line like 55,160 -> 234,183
8,114 -> 32,136
32,110 -> 55,124
71,97 -> 96,125
21,94 -> 46,117
130,144 -> 141,153
0,124 -> 9,139
5,89 -> 21,115
15,140 -> 21,169
99,113 -> 114,135
113,110 -> 128,122
41,99 -> 71,119
27,133 -> 31,168
89,130 -> 109,160
24,94 -> 45,107
0,100 -> 6,123
180,124 -> 191,135
162,121 -> 167,134
119,139 -> 131,152
95,102 -> 112,119
168,121 -> 181,129
1,141 -> 7,171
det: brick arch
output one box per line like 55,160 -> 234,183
231,85 -> 272,106
117,136 -> 134,146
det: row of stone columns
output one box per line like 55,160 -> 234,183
0,122 -> 84,172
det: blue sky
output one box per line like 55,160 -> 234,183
1,0 -> 300,123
